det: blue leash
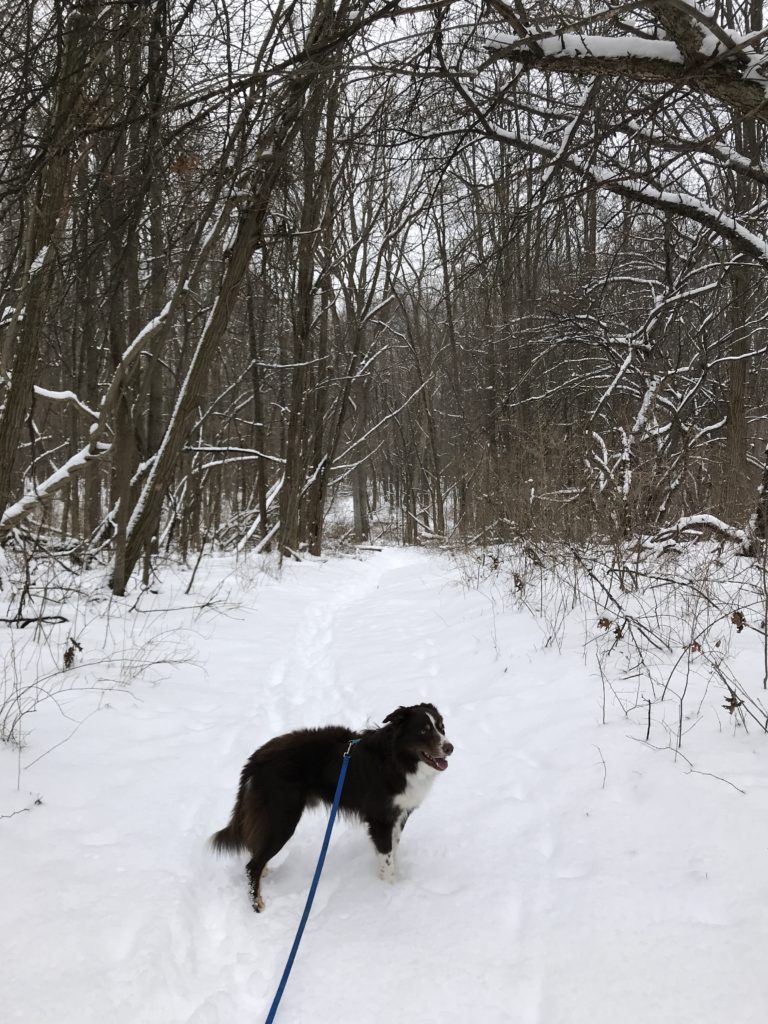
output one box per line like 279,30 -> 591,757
264,737 -> 360,1023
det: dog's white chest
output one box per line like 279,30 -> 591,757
394,762 -> 437,813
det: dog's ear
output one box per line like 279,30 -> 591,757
383,706 -> 409,728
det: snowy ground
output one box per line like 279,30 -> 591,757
2,547 -> 768,1023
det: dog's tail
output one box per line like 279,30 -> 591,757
209,819 -> 245,855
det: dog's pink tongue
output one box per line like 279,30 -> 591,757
434,757 -> 449,771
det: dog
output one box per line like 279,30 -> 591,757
210,702 -> 453,911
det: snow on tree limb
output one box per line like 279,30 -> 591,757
236,476 -> 284,552
487,123 -> 768,263
0,443 -> 111,538
648,513 -> 749,550
33,387 -> 99,420
485,5 -> 768,123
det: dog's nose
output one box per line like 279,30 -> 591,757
443,741 -> 454,756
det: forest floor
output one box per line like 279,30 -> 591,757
2,546 -> 768,1023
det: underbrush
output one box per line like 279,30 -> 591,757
0,547 -> 236,750
455,540 -> 768,750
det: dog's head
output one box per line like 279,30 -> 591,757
382,703 -> 453,771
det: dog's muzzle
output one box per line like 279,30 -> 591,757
420,742 -> 453,771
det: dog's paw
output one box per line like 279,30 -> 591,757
252,894 -> 265,913
377,854 -> 395,884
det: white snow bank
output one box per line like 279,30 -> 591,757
1,549 -> 767,1023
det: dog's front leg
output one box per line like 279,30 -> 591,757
392,810 -> 409,850
367,818 -> 398,883
382,811 -> 412,881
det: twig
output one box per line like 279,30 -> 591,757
0,806 -> 31,821
629,737 -> 746,794
593,745 -> 607,789
0,615 -> 68,628
24,708 -> 100,769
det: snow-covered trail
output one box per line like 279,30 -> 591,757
3,548 -> 768,1023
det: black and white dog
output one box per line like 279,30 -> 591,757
210,703 -> 453,911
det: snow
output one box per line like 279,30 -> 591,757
2,548 -> 768,1023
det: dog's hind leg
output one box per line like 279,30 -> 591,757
243,796 -> 304,912
246,859 -> 267,913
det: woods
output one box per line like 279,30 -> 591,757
2,0 -> 768,586
6,8 -> 768,1019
